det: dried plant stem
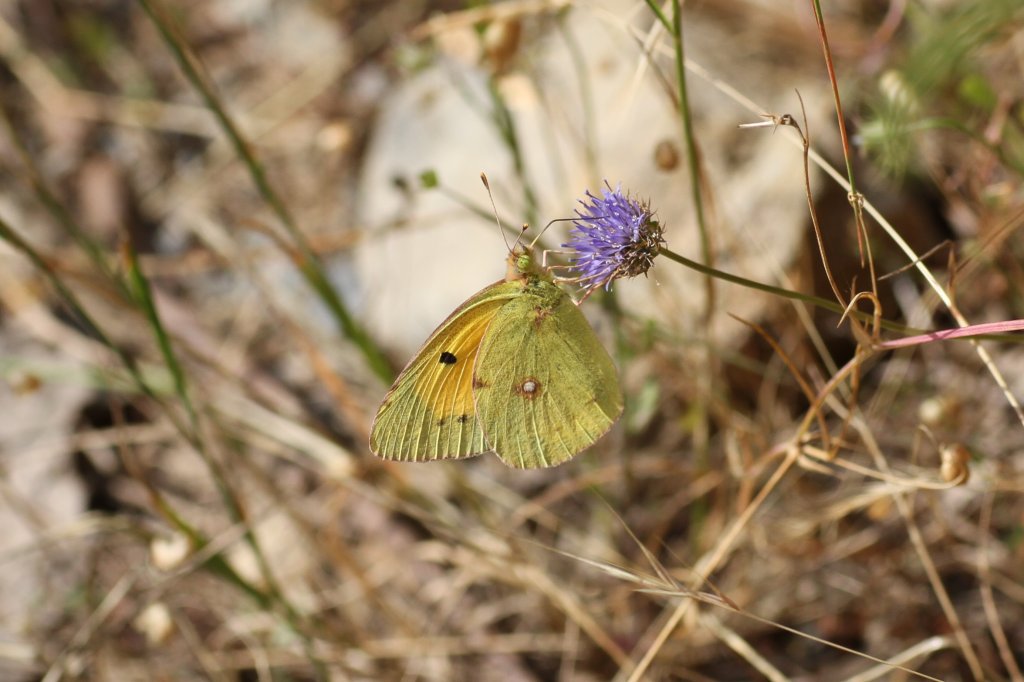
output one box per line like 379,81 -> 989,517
643,32 -> 1023,425
840,637 -> 954,682
702,615 -> 787,682
41,573 -> 137,682
0,161 -> 329,681
0,106 -> 128,298
809,0 -> 855,193
736,315 -> 831,451
788,101 -> 848,311
854,416 -> 985,679
809,0 -> 874,285
978,493 -> 1024,681
642,29 -> 1018,376
126,251 -> 332,675
137,0 -> 393,384
624,447 -> 801,682
819,151 -> 1024,429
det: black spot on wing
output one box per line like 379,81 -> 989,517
439,351 -> 458,365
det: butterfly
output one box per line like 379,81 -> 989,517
369,246 -> 623,468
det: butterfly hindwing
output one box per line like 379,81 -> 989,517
472,280 -> 624,468
370,280 -> 521,461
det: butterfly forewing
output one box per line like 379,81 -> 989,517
472,280 -> 623,468
370,281 -> 521,461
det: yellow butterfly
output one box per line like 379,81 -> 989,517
369,246 -> 623,468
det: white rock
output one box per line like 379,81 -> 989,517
352,0 -> 825,364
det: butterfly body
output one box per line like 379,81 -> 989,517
370,249 -> 622,468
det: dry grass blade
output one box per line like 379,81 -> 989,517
854,415 -> 984,679
1,1 -> 1021,680
41,574 -> 137,682
977,493 -> 1024,682
700,615 -> 787,682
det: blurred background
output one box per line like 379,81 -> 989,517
1,0 -> 1023,680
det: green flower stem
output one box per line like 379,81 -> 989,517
0,106 -> 130,300
668,2 -> 712,276
138,0 -> 393,385
660,246 -> 906,334
642,0 -> 670,29
0,214 -> 306,660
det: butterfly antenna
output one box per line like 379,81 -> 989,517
528,216 -> 577,250
481,172 -> 512,253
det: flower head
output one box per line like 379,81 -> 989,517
563,182 -> 664,295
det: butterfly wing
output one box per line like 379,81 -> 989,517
370,280 -> 522,461
472,281 -> 623,468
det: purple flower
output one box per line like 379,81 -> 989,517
563,182 -> 664,295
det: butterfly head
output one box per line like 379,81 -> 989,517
506,247 -> 536,282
